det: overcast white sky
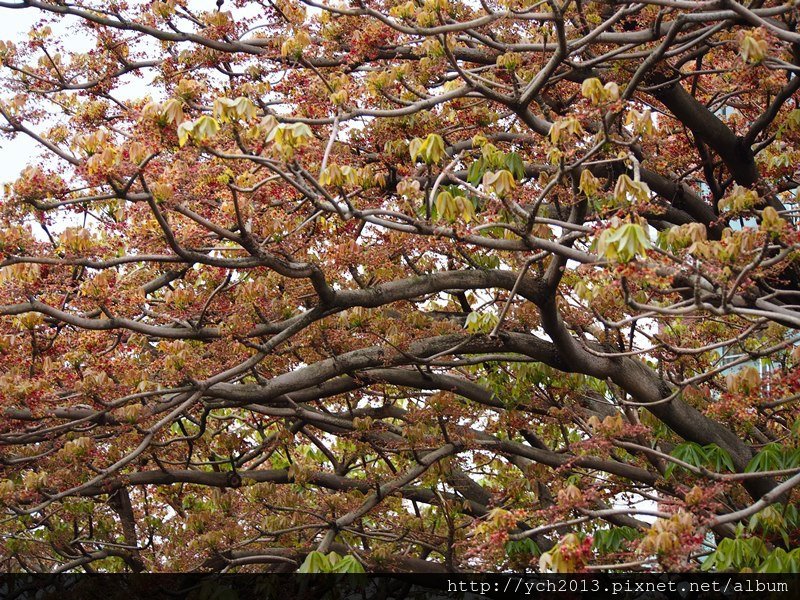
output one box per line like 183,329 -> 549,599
0,6 -> 40,186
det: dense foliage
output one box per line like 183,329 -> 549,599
1,0 -> 800,573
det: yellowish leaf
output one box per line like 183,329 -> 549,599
482,170 -> 516,197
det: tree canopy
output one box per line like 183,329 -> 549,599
1,0 -> 800,574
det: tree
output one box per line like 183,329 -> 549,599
0,0 -> 799,574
